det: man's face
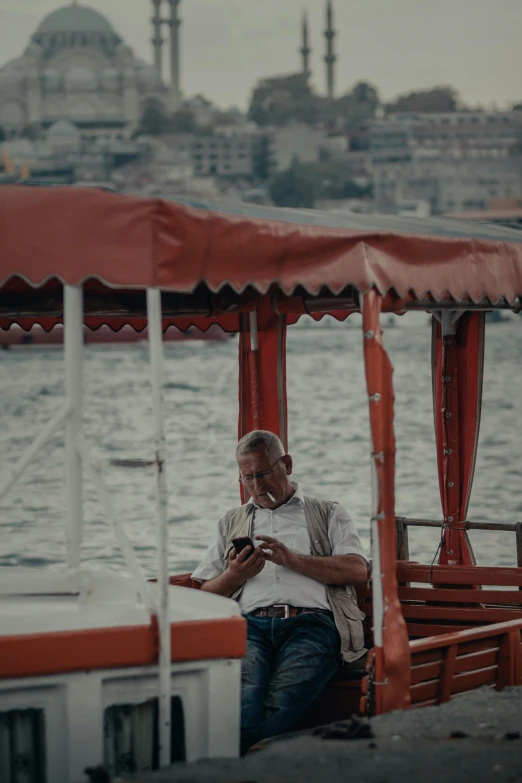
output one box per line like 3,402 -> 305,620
237,447 -> 293,509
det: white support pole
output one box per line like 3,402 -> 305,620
249,310 -> 259,351
369,452 -> 384,648
76,434 -> 156,612
0,402 -> 71,503
64,285 -> 84,571
146,287 -> 171,768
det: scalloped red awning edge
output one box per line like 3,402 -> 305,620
0,311 -> 361,336
0,317 -> 238,335
0,272 -> 521,308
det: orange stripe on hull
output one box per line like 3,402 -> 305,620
170,617 -> 246,663
0,617 -> 246,679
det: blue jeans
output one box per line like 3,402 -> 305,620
241,612 -> 340,753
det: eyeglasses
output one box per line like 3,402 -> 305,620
238,456 -> 285,485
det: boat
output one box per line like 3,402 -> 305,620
0,322 -> 230,348
0,185 -> 521,782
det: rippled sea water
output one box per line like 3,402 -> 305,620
1,316 -> 521,576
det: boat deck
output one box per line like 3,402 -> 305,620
132,685 -> 522,783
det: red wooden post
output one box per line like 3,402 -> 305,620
437,644 -> 457,703
511,629 -> 522,686
497,631 -> 515,690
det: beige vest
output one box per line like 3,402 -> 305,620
222,496 -> 367,663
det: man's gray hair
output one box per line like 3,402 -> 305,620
236,430 -> 285,460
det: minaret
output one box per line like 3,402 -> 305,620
168,0 -> 182,99
324,0 -> 337,99
151,0 -> 163,78
300,12 -> 311,78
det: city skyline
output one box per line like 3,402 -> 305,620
0,0 -> 520,110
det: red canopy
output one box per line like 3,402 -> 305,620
1,186 -> 522,311
5,185 -> 514,715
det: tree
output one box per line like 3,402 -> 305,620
20,123 -> 42,141
295,159 -> 372,201
351,81 -> 380,105
342,180 -> 373,199
134,103 -> 171,136
248,73 -> 322,127
386,86 -> 460,114
248,74 -> 381,130
0,126 -> 6,142
269,158 -> 316,208
334,81 -> 380,128
169,109 -> 198,133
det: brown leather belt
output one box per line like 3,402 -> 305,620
249,604 -> 333,619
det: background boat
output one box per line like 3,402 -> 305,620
0,323 -> 231,348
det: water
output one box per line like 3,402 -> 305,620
0,316 -> 520,576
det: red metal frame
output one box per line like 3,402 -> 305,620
362,290 -> 411,713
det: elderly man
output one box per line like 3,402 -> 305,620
191,430 -> 369,753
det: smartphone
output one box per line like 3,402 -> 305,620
232,536 -> 255,558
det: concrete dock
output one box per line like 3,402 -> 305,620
133,686 -> 522,783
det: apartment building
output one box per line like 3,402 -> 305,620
373,156 -> 522,214
369,110 -> 522,213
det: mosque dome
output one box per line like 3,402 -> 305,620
43,68 -> 61,91
101,67 -> 120,91
34,4 -> 115,37
0,58 -> 25,86
47,118 -> 80,138
64,65 -> 98,92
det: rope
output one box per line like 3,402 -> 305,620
429,521 -> 445,585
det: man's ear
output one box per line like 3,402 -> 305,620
282,455 -> 293,475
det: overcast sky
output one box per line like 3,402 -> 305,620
1,0 -> 521,110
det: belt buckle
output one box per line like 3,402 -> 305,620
273,604 -> 290,618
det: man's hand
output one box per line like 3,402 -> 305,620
256,535 -> 368,586
256,535 -> 297,569
228,544 -> 266,582
200,544 -> 266,598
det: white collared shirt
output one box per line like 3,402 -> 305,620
191,482 -> 368,615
